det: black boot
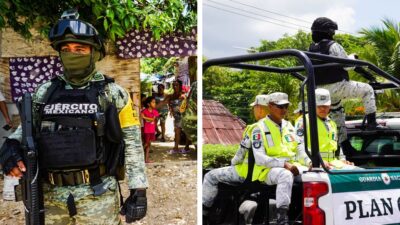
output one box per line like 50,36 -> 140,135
276,207 -> 289,225
366,113 -> 385,130
203,205 -> 211,225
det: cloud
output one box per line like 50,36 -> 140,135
203,0 -> 358,58
325,7 -> 356,34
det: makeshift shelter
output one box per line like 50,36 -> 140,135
203,100 -> 246,145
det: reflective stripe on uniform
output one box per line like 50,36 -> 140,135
259,120 -> 275,147
320,152 -> 335,160
266,135 -> 274,147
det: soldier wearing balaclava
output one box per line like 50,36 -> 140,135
0,9 -> 148,224
309,17 -> 381,152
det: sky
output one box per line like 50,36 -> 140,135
203,0 -> 400,58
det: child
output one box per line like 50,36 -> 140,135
141,96 -> 159,163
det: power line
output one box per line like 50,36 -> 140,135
229,0 -> 312,24
207,0 -> 311,30
204,3 -> 302,31
223,0 -> 354,35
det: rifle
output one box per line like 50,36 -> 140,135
18,92 -> 45,225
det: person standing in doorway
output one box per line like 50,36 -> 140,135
141,96 -> 159,163
168,80 -> 190,154
154,84 -> 168,142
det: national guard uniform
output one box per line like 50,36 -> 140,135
295,88 -> 355,169
0,10 -> 148,224
309,17 -> 379,146
203,92 -> 308,225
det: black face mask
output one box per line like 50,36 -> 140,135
312,31 -> 334,43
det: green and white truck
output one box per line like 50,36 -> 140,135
203,49 -> 400,225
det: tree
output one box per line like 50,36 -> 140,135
141,57 -> 174,75
203,32 -> 310,123
256,30 -> 311,52
203,29 -> 400,123
360,18 -> 400,79
360,19 -> 400,111
0,0 -> 197,41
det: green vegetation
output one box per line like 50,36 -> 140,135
141,57 -> 177,75
0,0 -> 196,41
204,21 -> 400,123
360,19 -> 400,112
203,144 -> 238,169
182,82 -> 197,145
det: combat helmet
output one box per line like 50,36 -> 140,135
49,9 -> 106,60
311,17 -> 338,36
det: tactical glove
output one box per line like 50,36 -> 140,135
0,139 -> 22,174
120,189 -> 147,223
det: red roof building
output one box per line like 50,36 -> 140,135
203,100 -> 246,145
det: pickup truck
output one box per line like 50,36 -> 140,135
345,113 -> 400,167
203,49 -> 400,225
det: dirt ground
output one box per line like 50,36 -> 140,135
0,141 -> 197,225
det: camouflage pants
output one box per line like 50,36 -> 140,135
124,125 -> 149,189
320,80 -> 376,143
203,166 -> 293,209
43,176 -> 121,225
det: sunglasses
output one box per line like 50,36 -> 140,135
271,103 -> 289,109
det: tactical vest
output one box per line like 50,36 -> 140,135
235,118 -> 297,182
303,115 -> 337,161
309,39 -> 349,85
36,76 -> 123,173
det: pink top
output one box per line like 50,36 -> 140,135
142,108 -> 159,134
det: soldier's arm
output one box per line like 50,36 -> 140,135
231,135 -> 250,165
329,42 -> 348,58
8,81 -> 52,142
1,82 -> 52,176
110,83 -> 148,189
251,127 -> 286,168
329,43 -> 356,71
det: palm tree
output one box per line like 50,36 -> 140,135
360,18 -> 400,79
360,19 -> 400,111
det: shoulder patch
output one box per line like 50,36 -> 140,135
252,141 -> 261,149
240,136 -> 251,149
285,134 -> 295,142
252,130 -> 261,141
296,128 -> 304,136
251,128 -> 262,149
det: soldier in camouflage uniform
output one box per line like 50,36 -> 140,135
0,10 -> 148,224
309,17 -> 380,151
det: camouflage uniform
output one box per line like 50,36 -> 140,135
319,43 -> 376,143
9,72 -> 148,224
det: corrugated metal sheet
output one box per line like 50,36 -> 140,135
203,100 -> 246,145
